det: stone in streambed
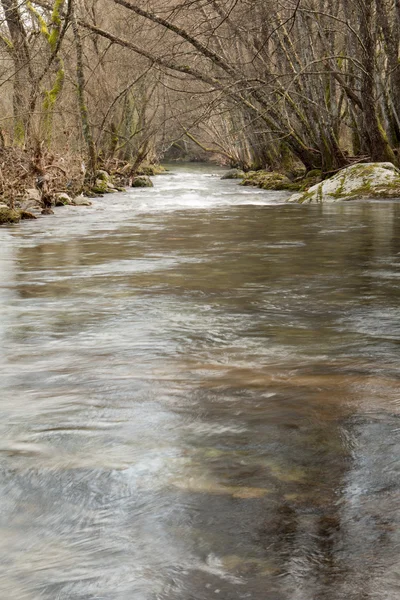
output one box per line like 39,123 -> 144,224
71,195 -> 92,206
131,176 -> 153,188
55,192 -> 72,206
0,206 -> 21,224
19,210 -> 37,220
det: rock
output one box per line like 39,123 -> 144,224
41,207 -> 54,215
221,168 -> 245,180
240,170 -> 300,190
71,195 -> 92,206
131,176 -> 153,188
55,192 -> 72,206
96,169 -> 110,182
288,162 -> 400,203
19,210 -> 37,220
136,164 -> 167,176
0,206 -> 21,224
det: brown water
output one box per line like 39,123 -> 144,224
1,164 -> 400,599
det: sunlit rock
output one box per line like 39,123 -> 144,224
55,192 -> 72,206
288,162 -> 400,203
71,195 -> 92,206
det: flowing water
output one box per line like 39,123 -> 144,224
1,164 -> 400,600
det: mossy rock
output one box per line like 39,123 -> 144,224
221,168 -> 245,180
131,176 -> 153,188
55,193 -> 72,206
19,210 -> 37,220
136,164 -> 166,176
96,170 -> 110,182
241,171 -> 301,191
0,206 -> 21,224
288,162 -> 400,204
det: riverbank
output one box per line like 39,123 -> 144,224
0,146 -> 167,225
225,163 -> 400,202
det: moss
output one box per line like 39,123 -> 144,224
43,67 -> 65,111
136,164 -> 166,176
42,65 -> 65,142
51,0 -> 64,28
96,170 -> 110,182
27,2 -> 49,37
0,207 -> 21,224
290,163 -> 400,203
14,118 -> 25,147
305,169 -> 322,179
0,34 -> 13,50
131,176 -> 153,188
240,171 -> 299,190
298,189 -> 316,204
221,169 -> 245,180
329,174 -> 347,199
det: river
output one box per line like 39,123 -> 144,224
0,164 -> 400,599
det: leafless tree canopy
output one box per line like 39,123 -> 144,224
1,0 -> 400,173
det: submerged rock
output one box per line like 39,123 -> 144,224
288,162 -> 400,203
221,168 -> 245,180
131,176 -> 153,188
0,206 -> 21,224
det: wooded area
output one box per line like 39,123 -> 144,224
1,0 -> 400,189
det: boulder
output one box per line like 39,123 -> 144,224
71,195 -> 92,206
55,192 -> 72,206
0,206 -> 21,224
288,162 -> 400,203
221,168 -> 245,180
240,170 -> 300,190
136,164 -> 167,176
19,210 -> 37,220
131,176 -> 153,188
96,169 -> 110,182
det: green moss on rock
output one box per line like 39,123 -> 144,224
131,176 -> 153,188
240,171 -> 302,191
221,169 -> 245,180
0,207 -> 21,224
288,162 -> 400,204
136,164 -> 166,176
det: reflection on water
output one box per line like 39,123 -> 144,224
0,165 -> 400,599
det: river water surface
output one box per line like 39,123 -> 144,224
0,165 -> 400,599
